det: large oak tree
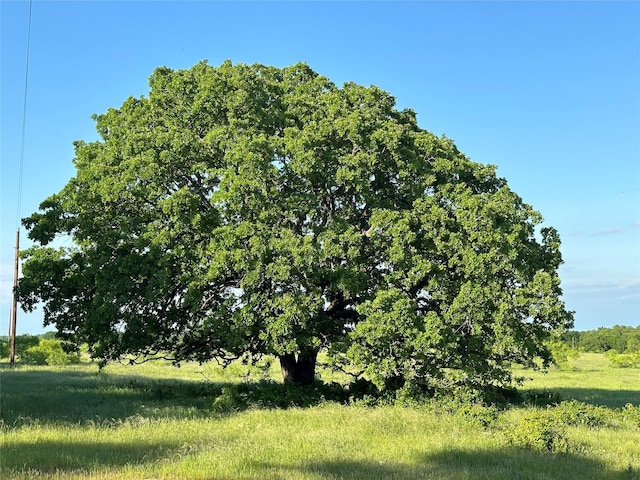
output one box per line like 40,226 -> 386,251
19,61 -> 573,391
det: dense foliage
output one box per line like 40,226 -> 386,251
0,333 -> 80,365
561,325 -> 640,354
18,61 -> 573,393
20,339 -> 81,365
0,334 -> 39,359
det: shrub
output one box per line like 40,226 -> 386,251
606,351 -> 640,368
22,339 -> 81,365
619,403 -> 640,428
211,385 -> 242,413
21,344 -> 48,365
546,340 -> 579,367
553,400 -> 610,428
506,410 -> 571,454
453,402 -> 500,429
423,388 -> 501,429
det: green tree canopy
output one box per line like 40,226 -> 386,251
19,61 -> 573,392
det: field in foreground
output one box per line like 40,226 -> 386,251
1,353 -> 638,480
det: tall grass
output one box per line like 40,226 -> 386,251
1,354 -> 638,480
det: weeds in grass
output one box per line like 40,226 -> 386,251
522,387 -> 563,406
553,400 -> 610,428
621,403 -> 640,428
504,409 -> 572,454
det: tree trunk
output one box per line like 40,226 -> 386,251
279,350 -> 318,385
279,353 -> 298,384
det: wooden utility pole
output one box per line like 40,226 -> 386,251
9,229 -> 19,368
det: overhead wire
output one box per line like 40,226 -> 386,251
16,0 -> 33,228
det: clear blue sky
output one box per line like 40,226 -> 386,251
1,1 -> 639,335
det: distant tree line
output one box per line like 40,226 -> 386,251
561,325 -> 640,353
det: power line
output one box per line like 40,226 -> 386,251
16,0 -> 33,228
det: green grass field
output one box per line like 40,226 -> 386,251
1,353 -> 638,479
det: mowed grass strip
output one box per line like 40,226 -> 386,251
1,355 -> 639,480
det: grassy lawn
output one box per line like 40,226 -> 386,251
1,354 -> 638,480
517,353 -> 640,408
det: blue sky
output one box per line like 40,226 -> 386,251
1,1 -> 638,335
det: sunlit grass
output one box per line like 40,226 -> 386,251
3,406 -> 637,479
1,354 -> 639,479
517,353 -> 640,407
